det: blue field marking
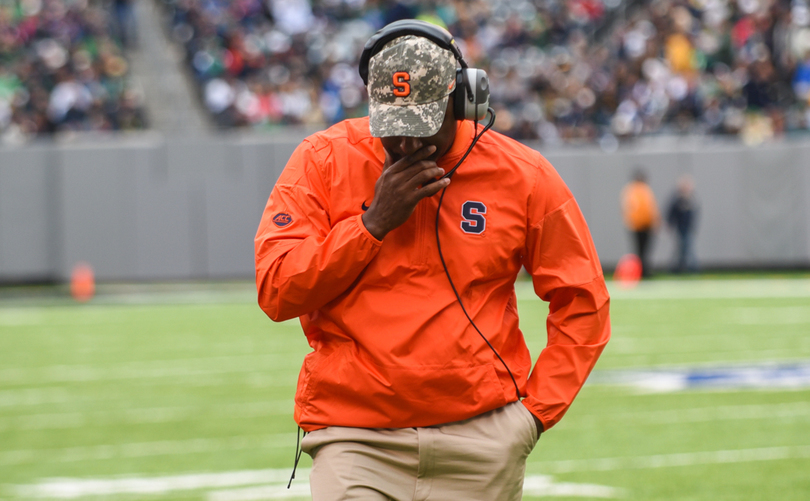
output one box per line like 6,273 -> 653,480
591,362 -> 810,392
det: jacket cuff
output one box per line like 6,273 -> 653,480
521,396 -> 552,432
357,213 -> 383,245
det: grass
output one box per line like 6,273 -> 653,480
1,276 -> 809,500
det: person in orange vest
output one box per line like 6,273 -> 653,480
621,168 -> 660,278
255,20 -> 610,500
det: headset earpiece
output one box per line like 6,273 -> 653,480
360,19 -> 490,123
453,68 -> 490,121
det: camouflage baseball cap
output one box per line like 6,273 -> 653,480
367,35 -> 457,137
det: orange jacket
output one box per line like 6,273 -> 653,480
255,118 -> 610,432
622,181 -> 660,231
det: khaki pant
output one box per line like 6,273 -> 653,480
301,401 -> 540,501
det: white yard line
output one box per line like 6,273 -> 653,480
11,443 -> 805,498
4,399 -> 807,435
10,470 -> 620,500
569,401 -> 810,427
0,400 -> 294,432
13,469 -> 306,499
15,445 -> 806,497
532,445 -> 810,474
0,434 -> 296,467
0,308 -> 47,326
0,354 -> 300,386
521,475 -> 622,499
725,305 -> 810,324
0,383 -> 290,412
0,387 -> 72,408
0,377 -> 294,411
207,483 -> 312,501
205,474 -> 622,501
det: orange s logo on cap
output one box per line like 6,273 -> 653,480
392,71 -> 410,97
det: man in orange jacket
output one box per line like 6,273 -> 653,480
255,20 -> 610,501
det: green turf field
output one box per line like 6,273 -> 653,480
1,277 -> 809,500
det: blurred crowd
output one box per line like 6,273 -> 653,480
162,0 -> 614,134
0,0 -> 146,142
598,0 -> 810,145
5,0 -> 810,144
163,0 -> 810,144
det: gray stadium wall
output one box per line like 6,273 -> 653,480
1,132 -> 809,283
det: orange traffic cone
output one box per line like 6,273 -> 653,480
70,262 -> 95,302
613,254 -> 642,289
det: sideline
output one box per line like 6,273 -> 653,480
3,277 -> 810,309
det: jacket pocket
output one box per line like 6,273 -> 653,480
516,401 -> 540,452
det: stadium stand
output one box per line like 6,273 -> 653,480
0,0 -> 147,141
159,0 -> 614,134
157,0 -> 810,144
5,0 -> 810,144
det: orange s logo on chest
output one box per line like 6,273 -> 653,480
392,71 -> 410,97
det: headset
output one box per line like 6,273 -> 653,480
359,19 -> 490,123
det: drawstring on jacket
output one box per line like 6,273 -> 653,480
287,427 -> 306,488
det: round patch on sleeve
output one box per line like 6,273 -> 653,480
272,213 -> 293,227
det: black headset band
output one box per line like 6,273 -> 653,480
359,19 -> 467,85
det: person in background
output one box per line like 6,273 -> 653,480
666,174 -> 699,273
621,168 -> 660,278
